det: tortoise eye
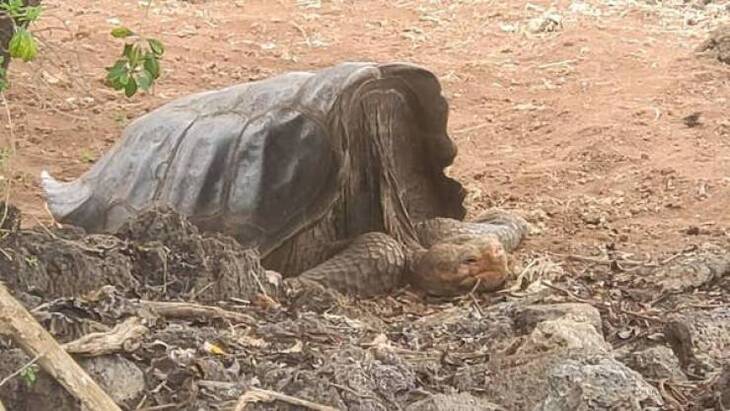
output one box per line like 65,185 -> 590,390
464,257 -> 479,264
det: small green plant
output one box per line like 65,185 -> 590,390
0,0 -> 43,91
113,111 -> 128,125
0,56 -> 7,91
19,364 -> 38,387
0,0 -> 41,25
79,148 -> 95,163
0,146 -> 10,168
24,255 -> 38,267
9,25 -> 38,62
105,27 -> 164,97
1,1 -> 165,98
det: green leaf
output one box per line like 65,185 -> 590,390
119,70 -> 131,86
8,28 -> 38,62
131,45 -> 144,66
143,53 -> 160,79
109,80 -> 125,90
111,26 -> 134,38
106,60 -> 127,77
147,38 -> 165,56
107,75 -> 125,90
124,77 -> 138,97
20,365 -> 37,387
136,70 -> 153,91
107,68 -> 131,89
23,6 -> 42,23
122,43 -> 134,58
1,1 -> 42,22
105,60 -> 129,90
106,60 -> 127,75
0,56 -> 8,91
1,0 -> 23,15
122,44 -> 143,67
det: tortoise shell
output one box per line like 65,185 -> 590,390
42,62 -> 466,274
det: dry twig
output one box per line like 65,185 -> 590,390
63,316 -> 149,356
234,387 -> 339,411
552,252 -> 656,267
140,300 -> 256,324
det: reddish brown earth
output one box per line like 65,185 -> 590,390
1,0 -> 729,261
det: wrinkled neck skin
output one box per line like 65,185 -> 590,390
404,245 -> 428,275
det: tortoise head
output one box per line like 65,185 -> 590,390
410,235 -> 509,297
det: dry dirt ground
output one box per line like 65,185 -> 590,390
1,0 -> 730,259
1,0 -> 730,410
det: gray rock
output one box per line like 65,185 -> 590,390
406,393 -> 506,411
517,317 -> 610,355
619,346 -> 686,381
668,307 -> 730,367
536,356 -> 663,411
512,303 -> 603,335
468,303 -> 659,410
79,355 -> 146,405
653,253 -> 730,292
409,303 -> 519,354
696,24 -> 730,65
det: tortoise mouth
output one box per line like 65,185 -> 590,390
469,269 -> 508,292
412,261 -> 509,297
451,262 -> 508,294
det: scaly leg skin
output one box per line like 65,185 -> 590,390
285,232 -> 407,297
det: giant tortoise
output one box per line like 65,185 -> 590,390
41,62 -> 528,297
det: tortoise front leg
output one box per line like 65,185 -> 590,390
285,232 -> 408,297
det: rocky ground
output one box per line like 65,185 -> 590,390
1,0 -> 730,410
0,202 -> 728,410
